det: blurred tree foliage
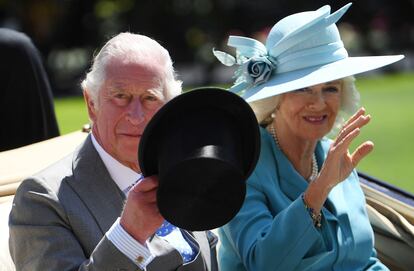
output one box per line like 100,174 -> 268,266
0,0 -> 412,94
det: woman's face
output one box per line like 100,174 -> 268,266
276,80 -> 342,141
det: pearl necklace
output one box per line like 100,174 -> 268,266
268,123 -> 318,182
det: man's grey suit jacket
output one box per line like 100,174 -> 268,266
9,135 -> 218,271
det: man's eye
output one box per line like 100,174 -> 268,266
112,93 -> 131,106
144,95 -> 157,101
114,93 -> 128,99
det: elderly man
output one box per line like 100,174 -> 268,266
9,32 -> 218,271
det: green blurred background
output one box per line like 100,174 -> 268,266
55,72 -> 414,194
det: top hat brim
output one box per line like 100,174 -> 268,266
138,87 -> 260,231
243,55 -> 404,103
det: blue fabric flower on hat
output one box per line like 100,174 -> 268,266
213,37 -> 276,94
241,56 -> 275,86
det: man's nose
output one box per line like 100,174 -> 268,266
126,98 -> 145,125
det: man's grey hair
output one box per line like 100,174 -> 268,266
81,32 -> 182,108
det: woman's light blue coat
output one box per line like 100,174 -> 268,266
218,128 -> 388,271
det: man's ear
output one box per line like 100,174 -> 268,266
84,90 -> 97,123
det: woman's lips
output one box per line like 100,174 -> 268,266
303,115 -> 327,124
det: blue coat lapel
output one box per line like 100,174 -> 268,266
271,139 -> 307,201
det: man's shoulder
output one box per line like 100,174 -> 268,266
15,152 -> 75,199
21,136 -> 96,193
35,153 -> 74,183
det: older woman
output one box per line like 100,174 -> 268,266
213,3 -> 404,271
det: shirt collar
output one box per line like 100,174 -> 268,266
91,133 -> 141,192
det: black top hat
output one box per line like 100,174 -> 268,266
138,87 -> 260,231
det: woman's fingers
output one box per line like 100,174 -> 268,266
335,112 -> 371,145
336,108 -> 365,141
350,141 -> 374,167
348,107 -> 366,124
333,127 -> 361,155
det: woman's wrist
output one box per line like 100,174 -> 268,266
301,194 -> 322,228
303,179 -> 330,213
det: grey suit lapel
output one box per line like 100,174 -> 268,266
68,135 -> 125,233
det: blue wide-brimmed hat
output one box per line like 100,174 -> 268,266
213,3 -> 404,103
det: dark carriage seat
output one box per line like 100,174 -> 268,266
359,172 -> 414,271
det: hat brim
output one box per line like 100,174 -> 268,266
243,55 -> 404,103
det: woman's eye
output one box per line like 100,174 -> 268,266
294,88 -> 309,93
324,87 -> 339,93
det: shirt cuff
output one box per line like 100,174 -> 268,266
106,218 -> 154,269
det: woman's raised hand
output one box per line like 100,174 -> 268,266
304,108 -> 374,212
318,107 -> 374,188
